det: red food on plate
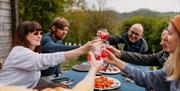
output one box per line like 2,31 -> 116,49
99,65 -> 121,75
95,76 -> 114,89
107,66 -> 119,72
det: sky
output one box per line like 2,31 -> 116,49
85,0 -> 180,13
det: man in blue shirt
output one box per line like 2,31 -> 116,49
41,17 -> 79,77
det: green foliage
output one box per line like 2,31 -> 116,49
19,0 -> 65,32
61,54 -> 87,71
61,59 -> 83,71
62,11 -> 89,44
63,10 -> 120,44
79,54 -> 88,62
19,1 -> 173,53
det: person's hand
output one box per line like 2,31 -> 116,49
106,45 -> 121,58
79,38 -> 102,54
0,86 -> 37,91
79,41 -> 92,54
96,30 -> 109,42
88,51 -> 103,71
96,30 -> 109,37
102,49 -> 120,65
103,49 -> 127,70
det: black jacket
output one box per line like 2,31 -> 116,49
108,32 -> 148,54
120,50 -> 169,69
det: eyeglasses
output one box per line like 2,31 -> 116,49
32,31 -> 43,36
129,30 -> 141,37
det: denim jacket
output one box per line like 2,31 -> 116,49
122,65 -> 180,91
40,33 -> 79,77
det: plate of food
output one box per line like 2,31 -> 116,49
95,76 -> 121,90
99,64 -> 121,74
72,64 -> 90,72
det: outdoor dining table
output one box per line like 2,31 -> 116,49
60,63 -> 149,91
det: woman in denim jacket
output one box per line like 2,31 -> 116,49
103,15 -> 180,91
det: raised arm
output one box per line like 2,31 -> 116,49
108,35 -> 125,45
120,51 -> 162,66
64,41 -> 91,61
103,50 -> 170,91
107,45 -> 162,66
41,36 -> 79,53
11,41 -> 91,71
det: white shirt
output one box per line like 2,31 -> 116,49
0,46 -> 65,88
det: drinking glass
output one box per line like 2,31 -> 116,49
97,29 -> 109,43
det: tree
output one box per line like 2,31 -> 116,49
19,0 -> 67,32
62,0 -> 120,44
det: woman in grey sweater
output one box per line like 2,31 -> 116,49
103,15 -> 180,91
0,21 -> 99,89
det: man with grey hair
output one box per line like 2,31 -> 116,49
108,23 -> 148,54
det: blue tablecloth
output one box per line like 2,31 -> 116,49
60,64 -> 149,91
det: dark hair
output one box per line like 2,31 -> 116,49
13,21 -> 42,49
50,17 -> 69,31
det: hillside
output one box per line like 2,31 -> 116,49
113,8 -> 180,20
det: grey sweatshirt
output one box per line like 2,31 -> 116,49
0,46 -> 65,88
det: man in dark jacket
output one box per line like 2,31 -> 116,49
108,23 -> 148,54
41,17 -> 79,77
110,29 -> 169,69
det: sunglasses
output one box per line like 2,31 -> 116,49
32,31 -> 43,36
129,30 -> 141,37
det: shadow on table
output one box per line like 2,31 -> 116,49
34,79 -> 69,90
94,87 -> 123,91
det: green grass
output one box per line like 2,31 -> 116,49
61,59 -> 82,71
61,55 -> 87,71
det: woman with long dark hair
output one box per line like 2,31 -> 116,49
0,21 -> 99,91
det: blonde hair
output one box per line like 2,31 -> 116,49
165,28 -> 180,80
